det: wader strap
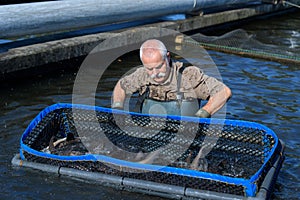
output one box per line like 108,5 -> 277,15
136,87 -> 149,112
176,66 -> 185,101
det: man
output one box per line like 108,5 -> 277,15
112,39 -> 231,118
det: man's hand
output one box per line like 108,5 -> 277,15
112,80 -> 126,110
195,108 -> 211,118
111,102 -> 124,110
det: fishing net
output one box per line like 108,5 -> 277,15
185,29 -> 300,64
20,103 -> 282,197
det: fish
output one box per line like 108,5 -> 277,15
42,133 -> 88,156
136,149 -> 162,164
190,145 -> 209,171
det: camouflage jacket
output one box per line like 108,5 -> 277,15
120,61 -> 226,101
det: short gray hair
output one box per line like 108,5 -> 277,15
139,39 -> 167,61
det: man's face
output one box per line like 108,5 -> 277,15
143,52 -> 170,83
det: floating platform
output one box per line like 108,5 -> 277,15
12,103 -> 285,200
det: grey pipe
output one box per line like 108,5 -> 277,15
11,154 -> 60,174
0,0 -> 261,38
11,139 -> 284,200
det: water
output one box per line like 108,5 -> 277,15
1,11 -> 300,200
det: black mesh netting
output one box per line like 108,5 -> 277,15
188,29 -> 300,64
21,107 -> 278,196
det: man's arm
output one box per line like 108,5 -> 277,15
196,86 -> 232,117
181,66 -> 232,118
112,80 -> 126,109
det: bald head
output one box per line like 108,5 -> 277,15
139,39 -> 167,62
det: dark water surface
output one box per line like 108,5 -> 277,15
1,11 -> 299,200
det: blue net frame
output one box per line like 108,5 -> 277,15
19,103 -> 282,197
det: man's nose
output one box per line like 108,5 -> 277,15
153,68 -> 159,74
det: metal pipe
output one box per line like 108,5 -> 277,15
0,0 -> 261,39
11,154 -> 60,174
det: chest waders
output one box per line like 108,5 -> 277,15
141,66 -> 200,117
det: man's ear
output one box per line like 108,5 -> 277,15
166,52 -> 171,61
